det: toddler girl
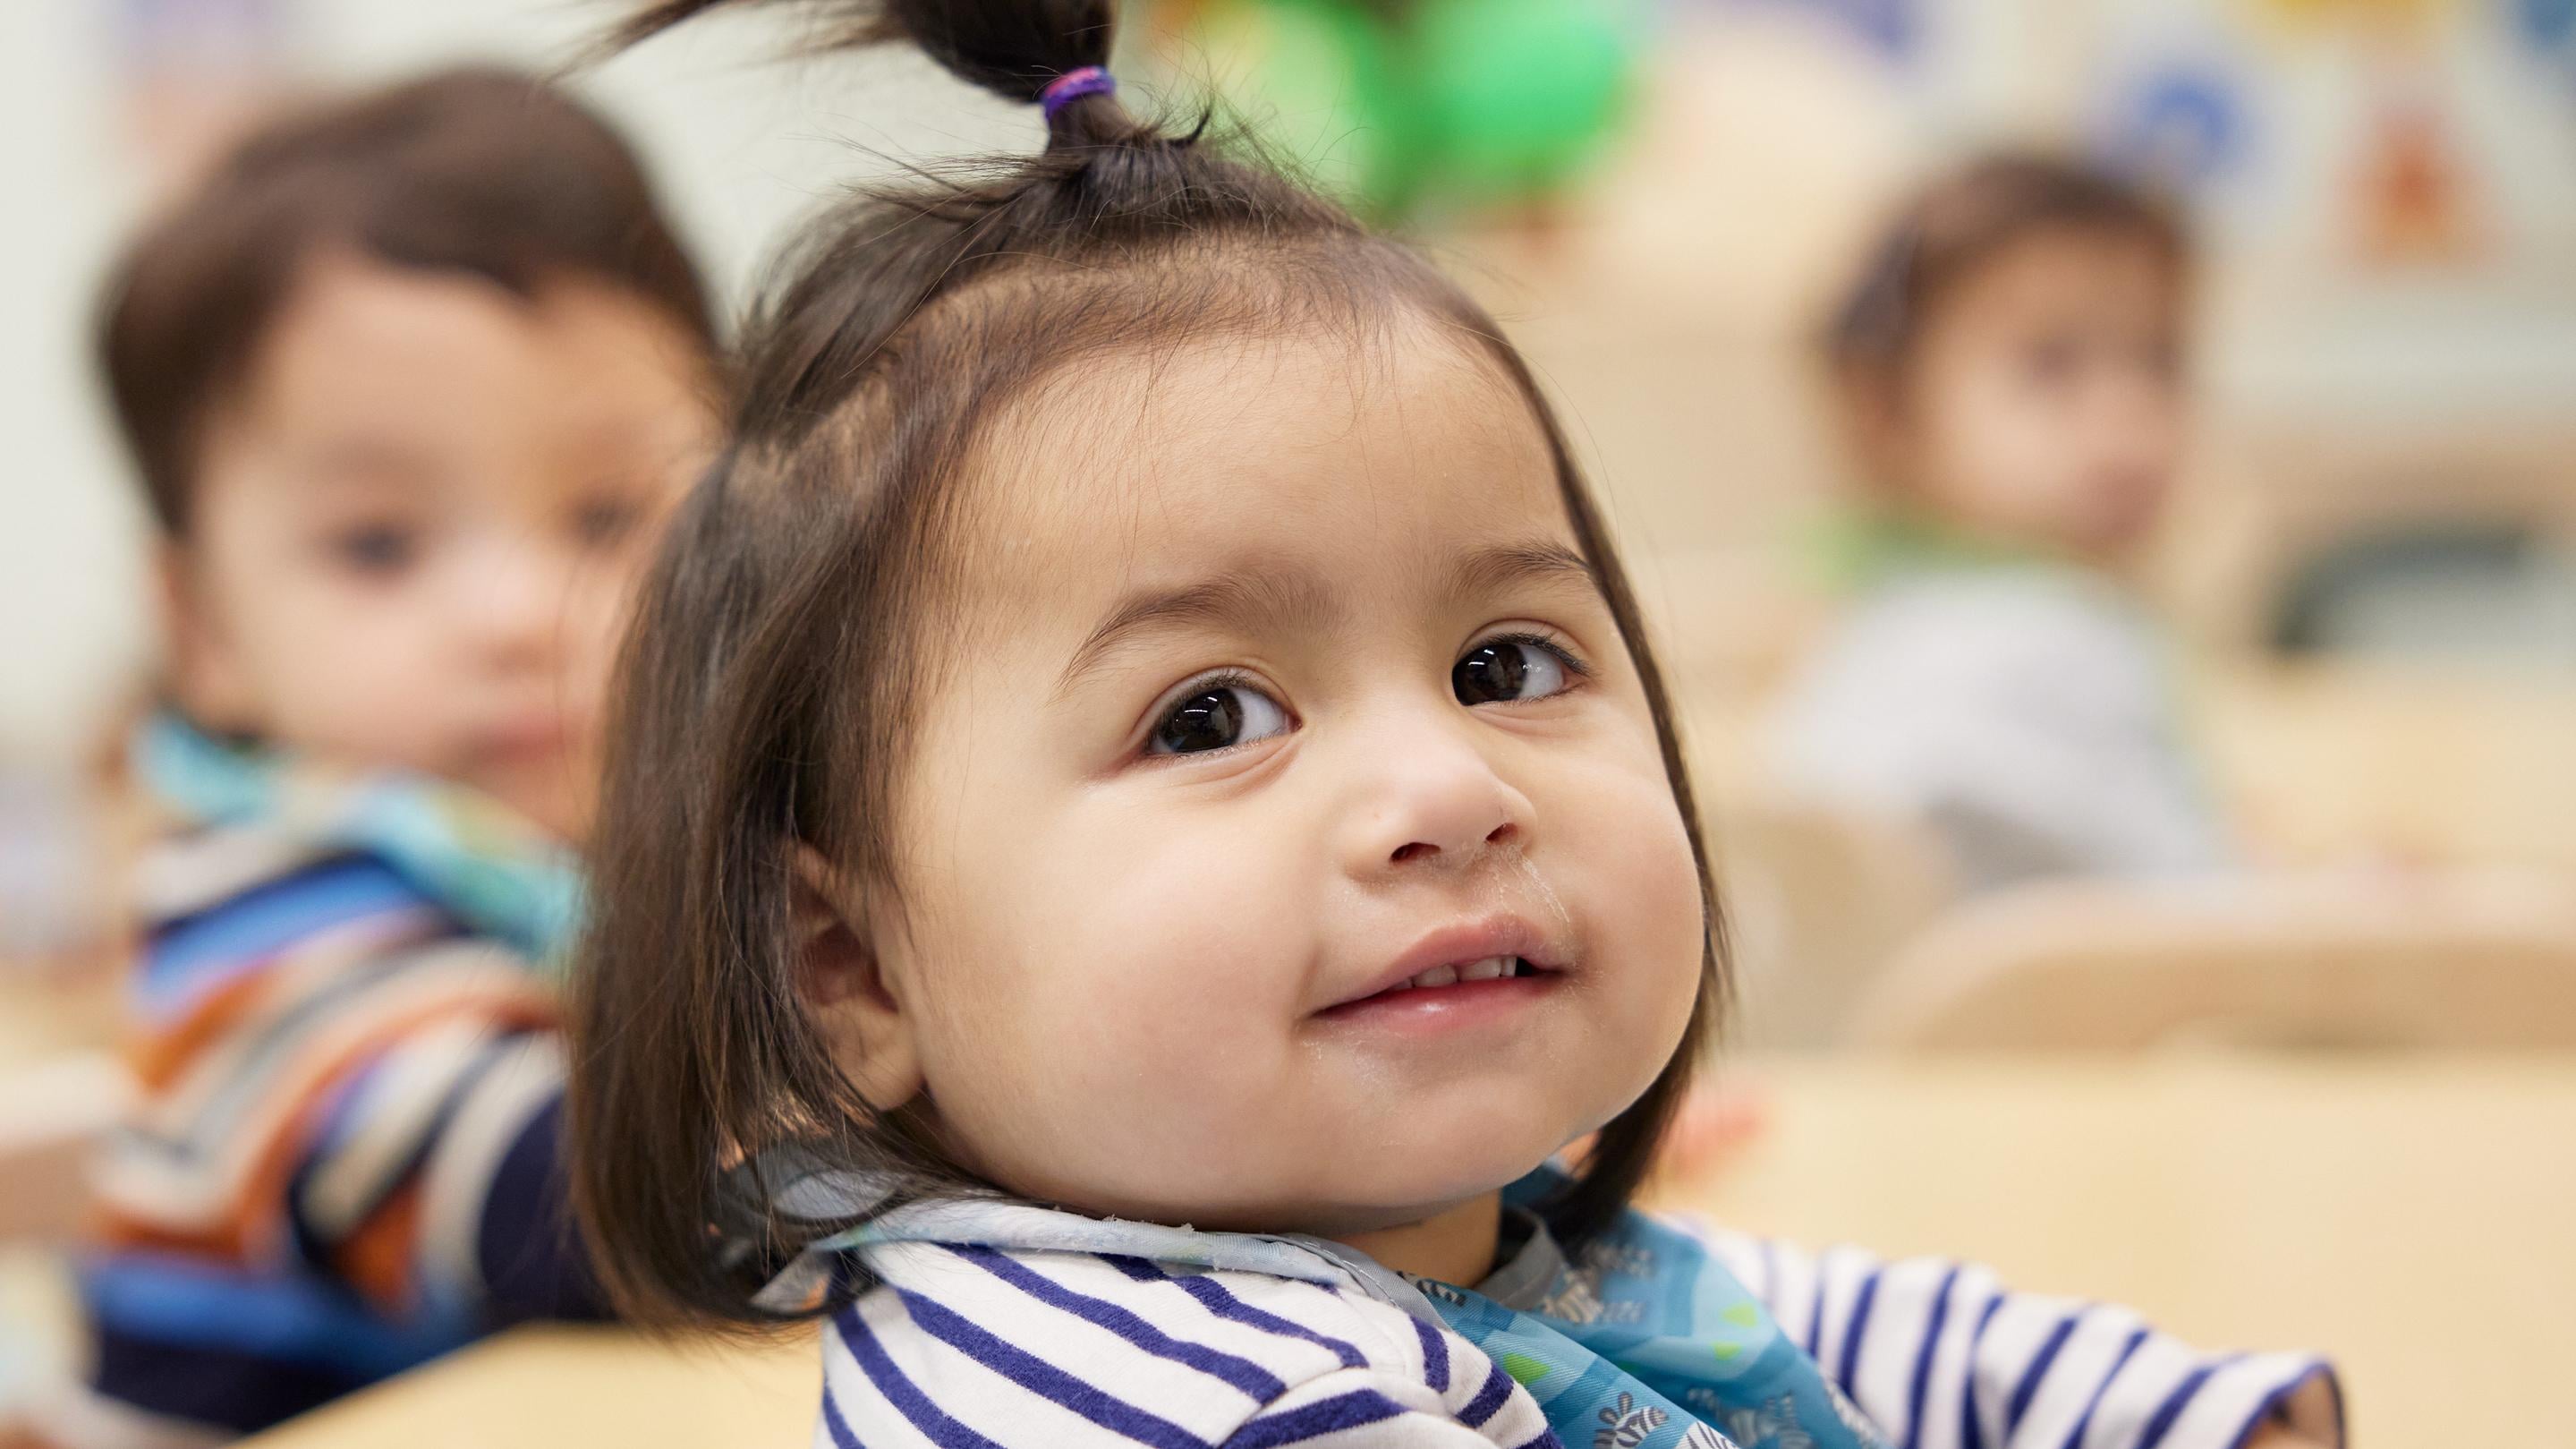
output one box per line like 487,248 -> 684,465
574,5 -> 2337,1446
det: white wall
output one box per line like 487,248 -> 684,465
1,3 -> 146,766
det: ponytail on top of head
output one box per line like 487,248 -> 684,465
606,0 -> 1359,452
616,0 -> 1129,144
571,0 -> 1726,1329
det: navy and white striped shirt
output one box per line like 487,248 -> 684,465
791,1197 -> 2341,1448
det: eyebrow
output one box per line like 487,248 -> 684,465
1054,569 -> 1338,700
1443,539 -> 1597,601
1052,538 -> 1600,700
295,440 -> 442,490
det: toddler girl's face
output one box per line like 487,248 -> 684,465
170,254 -> 718,841
825,320 -> 1707,1238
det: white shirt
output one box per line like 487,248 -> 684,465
1771,567 -> 2230,894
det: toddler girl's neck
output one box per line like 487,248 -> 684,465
1332,1191 -> 1503,1287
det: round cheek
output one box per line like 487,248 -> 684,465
1925,371 -> 2066,531
1558,763 -> 1707,1105
899,795 -> 1320,1206
209,562 -> 446,765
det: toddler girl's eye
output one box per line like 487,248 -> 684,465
1454,637 -> 1575,706
1148,682 -> 1290,756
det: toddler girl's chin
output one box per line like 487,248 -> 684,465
1295,1155 -> 1569,1231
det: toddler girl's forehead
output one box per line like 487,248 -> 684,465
942,321 -> 1568,624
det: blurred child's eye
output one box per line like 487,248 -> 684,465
329,524 -> 419,576
1453,635 -> 1584,706
2140,337 -> 2184,386
2023,335 -> 2083,388
1146,676 -> 1291,756
574,497 -> 642,549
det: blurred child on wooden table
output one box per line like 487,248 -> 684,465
22,70 -> 722,1445
1770,157 -> 2231,895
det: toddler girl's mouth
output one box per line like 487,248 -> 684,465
1316,915 -> 1569,1029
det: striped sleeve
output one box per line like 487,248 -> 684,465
1696,1233 -> 2342,1449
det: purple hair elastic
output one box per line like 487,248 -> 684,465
1040,65 -> 1116,119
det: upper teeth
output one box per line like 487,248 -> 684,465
1397,956 -> 1516,991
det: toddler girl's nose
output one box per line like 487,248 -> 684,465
1386,817 -> 1520,867
1340,713 -> 1534,879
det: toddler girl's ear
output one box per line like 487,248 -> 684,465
789,846 -> 926,1114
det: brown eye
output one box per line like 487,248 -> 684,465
1148,681 -> 1289,756
1454,638 -> 1575,706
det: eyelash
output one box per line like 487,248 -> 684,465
1476,629 -> 1594,686
1165,666 -> 1265,713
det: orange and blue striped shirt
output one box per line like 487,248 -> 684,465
47,721 -> 598,1445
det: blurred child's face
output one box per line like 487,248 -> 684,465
1882,227 -> 2187,560
825,322 -> 1706,1238
166,254 -> 717,841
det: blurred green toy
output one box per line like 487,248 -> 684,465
1175,0 -> 1641,223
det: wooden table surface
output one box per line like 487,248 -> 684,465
247,1324 -> 820,1448
1663,1057 -> 2576,1445
249,1057 -> 2576,1446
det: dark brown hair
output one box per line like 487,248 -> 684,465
572,0 -> 1724,1327
1824,152 -> 2189,381
98,66 -> 718,536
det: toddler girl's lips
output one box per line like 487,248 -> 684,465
1314,967 -> 1560,1036
1314,915 -> 1569,1034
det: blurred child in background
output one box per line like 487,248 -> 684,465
31,69 -> 721,1445
1769,155 -> 2231,895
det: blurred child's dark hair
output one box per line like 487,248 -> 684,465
1825,153 -> 2189,383
572,0 -> 1724,1328
98,66 -> 718,536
